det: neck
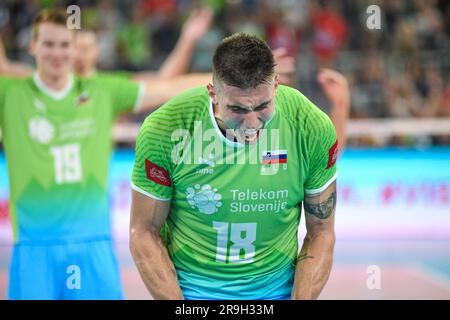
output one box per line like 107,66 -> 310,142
37,69 -> 69,91
78,67 -> 96,78
212,102 -> 228,131
212,102 -> 239,142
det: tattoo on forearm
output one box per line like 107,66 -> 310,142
304,191 -> 336,219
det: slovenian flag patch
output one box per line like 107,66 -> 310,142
262,150 -> 288,164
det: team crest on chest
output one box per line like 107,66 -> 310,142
28,116 -> 54,144
186,184 -> 222,215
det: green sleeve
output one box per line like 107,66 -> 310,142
98,73 -> 142,117
131,110 -> 175,200
0,76 -> 14,129
304,109 -> 338,194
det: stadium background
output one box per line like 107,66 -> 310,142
0,0 -> 449,299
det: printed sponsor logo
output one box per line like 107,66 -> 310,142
28,116 -> 54,144
196,154 -> 215,175
75,91 -> 90,107
186,184 -> 222,214
33,99 -> 46,113
326,140 -> 338,169
230,188 -> 289,213
145,159 -> 171,186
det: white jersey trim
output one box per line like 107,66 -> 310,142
33,72 -> 74,100
130,182 -> 172,201
304,172 -> 337,195
133,82 -> 146,112
208,99 -> 245,148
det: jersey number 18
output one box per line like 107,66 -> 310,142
213,221 -> 257,264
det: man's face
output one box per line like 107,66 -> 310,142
74,32 -> 98,76
30,22 -> 74,78
208,76 -> 278,144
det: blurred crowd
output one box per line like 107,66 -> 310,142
0,0 -> 449,146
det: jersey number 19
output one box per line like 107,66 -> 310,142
50,144 -> 82,184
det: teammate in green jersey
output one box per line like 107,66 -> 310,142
130,33 -> 339,300
0,8 -> 214,300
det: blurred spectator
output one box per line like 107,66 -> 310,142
387,58 -> 442,118
412,0 -> 445,50
310,1 -> 348,68
440,84 -> 450,118
351,53 -> 388,118
391,20 -> 419,57
0,0 -> 449,147
117,4 -> 152,70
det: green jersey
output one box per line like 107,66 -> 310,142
0,72 -> 142,244
131,85 -> 337,299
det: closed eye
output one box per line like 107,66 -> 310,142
253,102 -> 269,112
228,105 -> 250,114
227,100 -> 271,113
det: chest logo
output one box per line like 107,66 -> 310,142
260,150 -> 287,175
33,99 -> 46,113
76,91 -> 90,107
196,153 -> 215,175
186,184 -> 222,215
28,116 -> 54,144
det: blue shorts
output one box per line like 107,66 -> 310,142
8,238 -> 123,300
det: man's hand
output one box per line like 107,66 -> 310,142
317,68 -> 350,109
0,33 -> 32,77
180,7 -> 214,43
273,47 -> 296,85
318,68 -> 350,152
156,7 -> 213,79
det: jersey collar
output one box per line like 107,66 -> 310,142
33,72 -> 74,100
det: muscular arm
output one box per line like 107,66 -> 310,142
158,7 -> 213,79
136,73 -> 211,113
131,7 -> 213,82
292,181 -> 337,300
129,189 -> 183,299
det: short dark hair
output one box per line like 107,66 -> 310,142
212,33 -> 275,90
32,8 -> 70,40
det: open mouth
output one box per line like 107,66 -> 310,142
239,129 -> 260,143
